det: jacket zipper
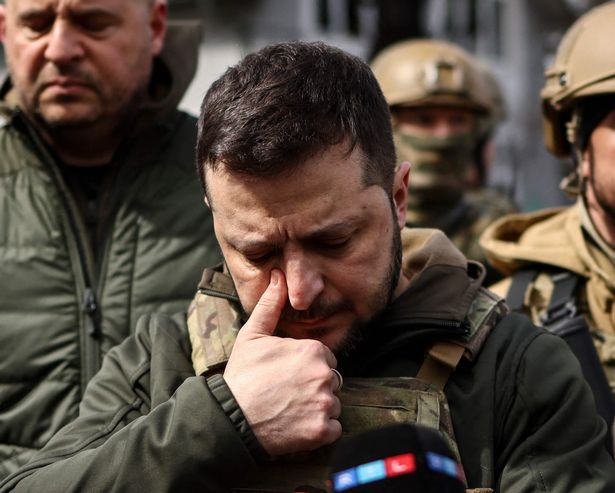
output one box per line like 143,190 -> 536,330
83,288 -> 99,336
360,318 -> 471,367
403,318 -> 470,333
198,287 -> 240,303
19,113 -> 102,395
93,147 -> 141,330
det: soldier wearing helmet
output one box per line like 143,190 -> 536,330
371,39 -> 515,284
481,2 -> 615,431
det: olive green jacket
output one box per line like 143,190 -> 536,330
0,23 -> 221,479
1,230 -> 612,492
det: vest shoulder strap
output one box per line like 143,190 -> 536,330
416,341 -> 466,389
540,270 -> 580,325
506,268 -> 538,311
505,267 -> 580,324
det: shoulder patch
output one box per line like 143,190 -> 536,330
187,290 -> 243,375
463,287 -> 509,360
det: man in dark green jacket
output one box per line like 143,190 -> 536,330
0,0 -> 220,479
2,41 -> 614,492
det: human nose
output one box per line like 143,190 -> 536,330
44,21 -> 84,64
431,120 -> 454,138
283,254 -> 325,311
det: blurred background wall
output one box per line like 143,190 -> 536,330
2,0 -> 609,210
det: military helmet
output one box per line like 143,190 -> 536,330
371,39 -> 495,116
541,2 -> 615,157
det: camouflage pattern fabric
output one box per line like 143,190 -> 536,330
408,188 -> 516,286
187,288 -> 243,376
230,378 -> 460,492
452,189 -> 517,266
396,130 -> 475,209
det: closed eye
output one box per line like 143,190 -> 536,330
243,248 -> 279,266
324,238 -> 350,248
72,12 -> 118,34
19,12 -> 55,36
313,236 -> 352,254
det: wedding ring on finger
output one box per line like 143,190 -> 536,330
331,368 -> 343,393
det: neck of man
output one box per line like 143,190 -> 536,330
36,116 -> 134,167
586,192 -> 615,248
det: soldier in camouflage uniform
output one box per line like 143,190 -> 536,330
371,39 -> 515,284
3,41 -> 613,493
480,2 -> 615,403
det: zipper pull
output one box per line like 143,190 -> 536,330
82,288 -> 99,337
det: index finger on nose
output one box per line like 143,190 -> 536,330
241,269 -> 288,338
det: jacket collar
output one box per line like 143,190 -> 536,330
398,228 -> 483,325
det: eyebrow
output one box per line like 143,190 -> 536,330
16,6 -> 116,23
16,7 -> 54,23
69,8 -> 118,21
227,218 -> 360,252
302,220 -> 359,241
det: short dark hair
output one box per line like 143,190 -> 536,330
196,41 -> 396,199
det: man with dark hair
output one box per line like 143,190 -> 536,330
0,0 -> 220,479
197,42 -> 396,194
2,41 -> 613,493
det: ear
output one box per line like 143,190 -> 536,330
149,0 -> 168,57
392,161 -> 410,230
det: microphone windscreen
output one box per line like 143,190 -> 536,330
329,424 -> 465,493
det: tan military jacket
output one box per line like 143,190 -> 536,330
480,200 -> 615,388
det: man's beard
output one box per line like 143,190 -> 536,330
588,146 -> 615,220
334,214 -> 403,357
17,63 -> 146,133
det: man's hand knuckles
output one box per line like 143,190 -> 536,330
312,393 -> 336,413
294,338 -> 329,358
330,398 -> 342,419
300,366 -> 333,389
305,419 -> 340,446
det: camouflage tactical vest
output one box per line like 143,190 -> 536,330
187,271 -> 503,493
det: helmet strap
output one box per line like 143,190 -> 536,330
560,109 -> 584,196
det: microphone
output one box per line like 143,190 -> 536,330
328,424 -> 466,492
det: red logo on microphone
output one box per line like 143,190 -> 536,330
385,453 -> 416,477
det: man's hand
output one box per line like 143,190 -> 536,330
223,270 -> 342,456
